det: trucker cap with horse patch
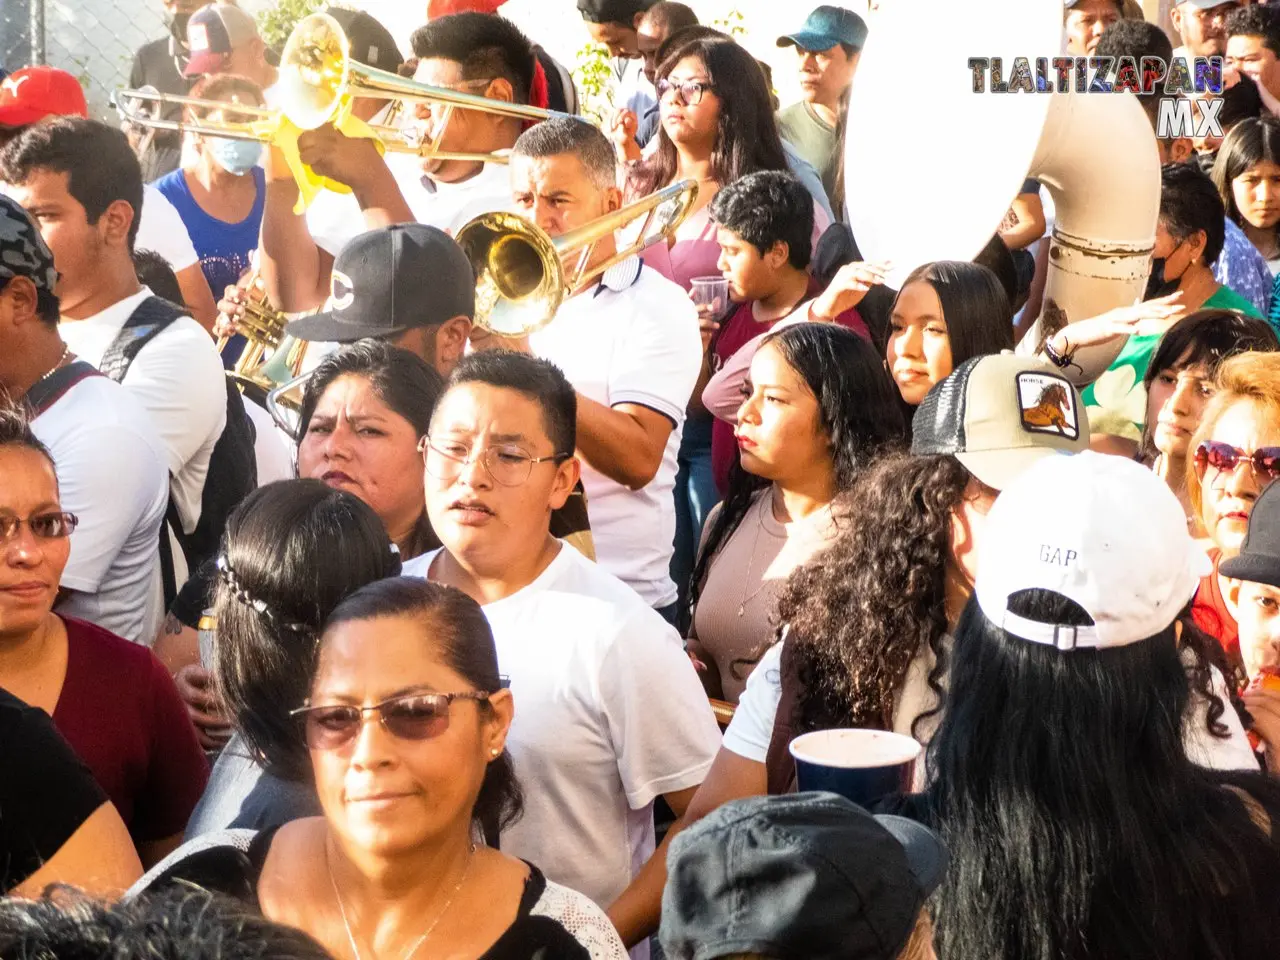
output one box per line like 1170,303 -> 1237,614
910,353 -> 1090,490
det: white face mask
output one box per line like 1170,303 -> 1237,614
208,136 -> 262,176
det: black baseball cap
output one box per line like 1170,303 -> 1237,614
660,792 -> 947,960
286,224 -> 475,343
1222,483 -> 1280,588
323,7 -> 403,74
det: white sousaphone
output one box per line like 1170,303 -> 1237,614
844,0 -> 1160,382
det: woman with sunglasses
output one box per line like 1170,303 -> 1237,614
1141,311 -> 1279,516
185,480 -> 403,838
0,405 -> 208,868
140,578 -> 627,960
1189,351 -> 1280,683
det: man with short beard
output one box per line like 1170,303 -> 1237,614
1171,0 -> 1240,61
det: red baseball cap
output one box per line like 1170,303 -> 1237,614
184,3 -> 260,78
0,66 -> 89,128
427,0 -> 509,16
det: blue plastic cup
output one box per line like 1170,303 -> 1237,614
789,729 -> 922,808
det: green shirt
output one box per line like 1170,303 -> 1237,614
1081,285 -> 1262,439
777,101 -> 839,200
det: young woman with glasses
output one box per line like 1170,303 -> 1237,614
0,405 -> 208,869
139,577 -> 628,960
1188,351 -> 1280,681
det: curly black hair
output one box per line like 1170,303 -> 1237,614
774,451 -> 967,738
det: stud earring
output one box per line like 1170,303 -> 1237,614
490,748 -> 500,757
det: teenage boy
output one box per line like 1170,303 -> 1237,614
707,170 -> 867,492
409,351 -> 720,955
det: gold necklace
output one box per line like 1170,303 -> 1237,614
326,842 -> 477,960
737,497 -> 777,617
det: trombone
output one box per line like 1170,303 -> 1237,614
456,180 -> 700,338
113,86 -> 511,165
276,12 -> 572,144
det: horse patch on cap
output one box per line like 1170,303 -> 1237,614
1017,371 -> 1079,441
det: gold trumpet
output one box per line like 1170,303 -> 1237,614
455,180 -> 700,338
217,270 -> 309,408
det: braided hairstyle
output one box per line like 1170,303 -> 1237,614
212,480 -> 401,782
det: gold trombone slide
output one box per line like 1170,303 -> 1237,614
113,87 -> 509,165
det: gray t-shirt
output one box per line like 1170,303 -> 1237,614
777,101 -> 839,200
184,735 -> 320,840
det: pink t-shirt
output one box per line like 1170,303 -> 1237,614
644,203 -> 832,293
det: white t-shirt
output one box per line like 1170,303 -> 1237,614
59,287 -> 228,533
32,373 -> 168,644
725,639 -> 1259,774
135,184 -> 199,271
304,157 -> 513,256
528,259 -> 701,608
402,544 -> 721,916
242,397 -> 296,485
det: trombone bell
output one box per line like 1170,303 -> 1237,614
456,180 -> 699,338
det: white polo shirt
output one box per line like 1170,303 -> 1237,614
403,543 -> 720,936
304,157 -> 513,256
529,258 -> 701,608
135,184 -> 199,272
31,373 -> 169,644
58,287 -> 227,533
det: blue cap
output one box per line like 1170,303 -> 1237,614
777,5 -> 868,52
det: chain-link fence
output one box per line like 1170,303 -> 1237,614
2,0 -> 169,121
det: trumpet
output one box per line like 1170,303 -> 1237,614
455,180 -> 700,338
217,269 -> 309,408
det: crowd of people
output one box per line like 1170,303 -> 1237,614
6,0 -> 1280,957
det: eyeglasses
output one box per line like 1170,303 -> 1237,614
290,691 -> 490,750
657,78 -> 713,107
0,511 -> 78,544
1193,440 -> 1280,484
419,436 -> 570,487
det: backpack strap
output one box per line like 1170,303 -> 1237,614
24,361 -> 103,416
99,295 -> 187,383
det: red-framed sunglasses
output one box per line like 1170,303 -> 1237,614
1193,440 -> 1280,484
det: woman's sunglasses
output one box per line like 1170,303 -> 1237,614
1193,440 -> 1280,484
290,691 -> 490,750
